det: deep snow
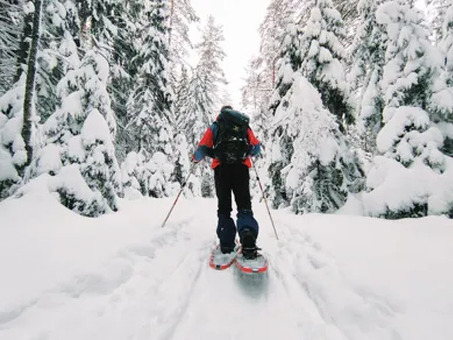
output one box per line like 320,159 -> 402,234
1,190 -> 453,340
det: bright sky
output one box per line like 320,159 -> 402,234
190,0 -> 271,109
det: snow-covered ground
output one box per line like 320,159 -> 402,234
1,190 -> 453,340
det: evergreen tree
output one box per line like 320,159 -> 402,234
426,0 -> 449,42
269,21 -> 302,115
194,15 -> 227,112
172,16 -> 228,198
258,0 -> 298,93
432,4 -> 453,156
39,49 -> 122,216
128,0 -> 173,155
0,75 -> 26,199
0,0 -> 45,199
299,0 -> 355,132
363,0 -> 453,218
175,66 -> 210,149
123,0 -> 175,198
349,0 -> 387,152
331,0 -> 360,48
34,0 -> 78,123
0,0 -> 23,95
241,56 -> 272,140
267,74 -> 363,213
168,0 -> 198,67
108,0 -> 146,162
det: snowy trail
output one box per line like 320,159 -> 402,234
1,195 -> 453,339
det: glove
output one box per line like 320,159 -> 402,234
248,144 -> 261,157
192,154 -> 201,163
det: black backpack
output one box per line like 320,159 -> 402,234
214,108 -> 250,164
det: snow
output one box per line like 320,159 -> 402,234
81,109 -> 114,150
0,146 -> 19,181
35,144 -> 62,176
1,191 -> 453,340
363,155 -> 453,216
377,106 -> 431,153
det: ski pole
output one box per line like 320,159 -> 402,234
252,160 -> 279,240
161,164 -> 195,228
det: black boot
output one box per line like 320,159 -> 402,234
240,228 -> 258,260
220,245 -> 235,254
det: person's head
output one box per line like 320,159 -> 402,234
220,105 -> 233,113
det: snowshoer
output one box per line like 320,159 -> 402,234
193,106 -> 261,259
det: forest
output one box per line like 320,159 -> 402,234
0,0 -> 452,219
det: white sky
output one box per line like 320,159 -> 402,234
190,0 -> 271,108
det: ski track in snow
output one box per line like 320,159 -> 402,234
273,223 -> 402,340
1,198 -> 452,339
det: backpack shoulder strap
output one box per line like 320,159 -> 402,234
211,121 -> 219,144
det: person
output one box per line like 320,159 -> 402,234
193,106 -> 261,259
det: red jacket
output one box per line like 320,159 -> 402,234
194,123 -> 261,169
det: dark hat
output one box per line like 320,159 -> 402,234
220,105 -> 233,112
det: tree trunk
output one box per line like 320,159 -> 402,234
22,0 -> 43,168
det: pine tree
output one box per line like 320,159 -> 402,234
0,75 -> 26,199
258,0 -> 298,93
331,0 -> 360,48
0,0 -> 46,199
363,0 -> 453,218
109,0 -> 144,162
267,74 -> 363,213
168,0 -> 198,67
299,0 -> 355,132
0,0 -> 23,95
241,56 -> 272,140
269,21 -> 302,115
426,0 -> 449,42
39,49 -> 122,216
433,4 -> 453,156
128,0 -> 173,154
349,0 -> 387,152
123,0 -> 175,198
194,15 -> 227,112
179,16 -> 228,198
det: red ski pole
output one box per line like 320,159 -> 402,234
161,164 -> 195,228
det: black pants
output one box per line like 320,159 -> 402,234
214,163 -> 251,215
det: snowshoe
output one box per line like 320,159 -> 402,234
235,247 -> 268,274
209,244 -> 238,270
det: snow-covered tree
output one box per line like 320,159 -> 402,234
173,15 -> 228,198
426,0 -> 449,42
363,1 -> 453,218
0,75 -> 26,199
129,0 -> 173,154
193,15 -> 227,114
378,1 -> 439,111
349,0 -> 387,152
241,56 -> 272,140
168,0 -> 198,68
269,21 -> 302,115
123,0 -> 175,198
299,0 -> 355,132
39,49 -> 122,216
0,0 -> 24,95
432,4 -> 453,157
0,0 -> 45,199
109,0 -> 143,162
267,74 -> 363,213
175,66 -> 210,149
258,0 -> 298,94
